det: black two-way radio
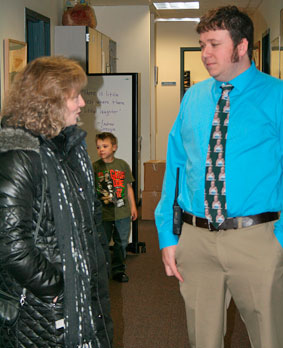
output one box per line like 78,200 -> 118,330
173,168 -> 183,236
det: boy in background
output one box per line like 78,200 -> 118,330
93,132 -> 138,282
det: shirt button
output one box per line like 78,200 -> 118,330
97,314 -> 103,319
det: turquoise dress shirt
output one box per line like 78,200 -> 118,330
155,62 -> 283,249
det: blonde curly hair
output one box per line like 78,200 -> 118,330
1,56 -> 87,138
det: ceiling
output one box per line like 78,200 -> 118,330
89,0 -> 264,19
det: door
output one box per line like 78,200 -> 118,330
25,8 -> 50,62
88,28 -> 102,74
180,47 -> 210,99
262,29 -> 270,74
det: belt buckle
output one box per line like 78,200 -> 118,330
218,218 -> 238,230
241,217 -> 254,228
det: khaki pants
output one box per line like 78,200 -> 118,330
175,220 -> 283,348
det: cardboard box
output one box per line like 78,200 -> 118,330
144,160 -> 166,192
141,191 -> 162,220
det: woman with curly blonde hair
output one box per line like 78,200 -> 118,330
2,56 -> 87,138
0,56 -> 113,347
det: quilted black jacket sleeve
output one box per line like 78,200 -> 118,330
0,149 -> 63,301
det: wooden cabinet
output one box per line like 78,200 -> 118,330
88,28 -> 101,73
101,33 -> 109,73
54,25 -> 116,73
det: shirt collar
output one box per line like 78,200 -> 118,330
213,61 -> 257,96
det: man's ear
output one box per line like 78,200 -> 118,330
113,144 -> 118,152
238,38 -> 249,57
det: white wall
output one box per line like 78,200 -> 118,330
93,6 -> 151,192
255,0 -> 282,42
155,21 -> 200,160
251,0 -> 282,70
150,13 -> 156,159
155,0 -> 283,160
0,0 -> 63,104
1,0 -> 281,178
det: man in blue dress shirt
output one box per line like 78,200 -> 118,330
155,5 -> 283,348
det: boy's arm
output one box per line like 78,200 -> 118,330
127,183 -> 138,221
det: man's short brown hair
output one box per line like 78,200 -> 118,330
196,6 -> 254,61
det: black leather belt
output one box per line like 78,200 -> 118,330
182,211 -> 279,231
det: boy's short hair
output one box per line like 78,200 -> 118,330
96,132 -> 118,146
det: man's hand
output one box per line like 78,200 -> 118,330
162,245 -> 184,282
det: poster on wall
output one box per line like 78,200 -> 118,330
4,39 -> 27,94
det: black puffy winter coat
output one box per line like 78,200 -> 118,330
0,126 -> 113,347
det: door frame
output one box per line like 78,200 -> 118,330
25,8 -> 50,62
180,47 -> 201,100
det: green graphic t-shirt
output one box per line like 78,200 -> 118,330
93,158 -> 134,221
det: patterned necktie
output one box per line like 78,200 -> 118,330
204,84 -> 233,228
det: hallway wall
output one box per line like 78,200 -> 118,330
0,0 -> 281,188
0,0 -> 63,104
155,21 -> 200,160
253,0 -> 282,42
154,1 -> 283,160
94,6 -> 151,195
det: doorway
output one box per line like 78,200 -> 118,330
180,47 -> 210,100
25,8 -> 50,62
262,29 -> 270,74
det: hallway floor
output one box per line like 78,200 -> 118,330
109,219 -> 251,348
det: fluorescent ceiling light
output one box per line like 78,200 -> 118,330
155,17 -> 200,22
153,2 -> 199,10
